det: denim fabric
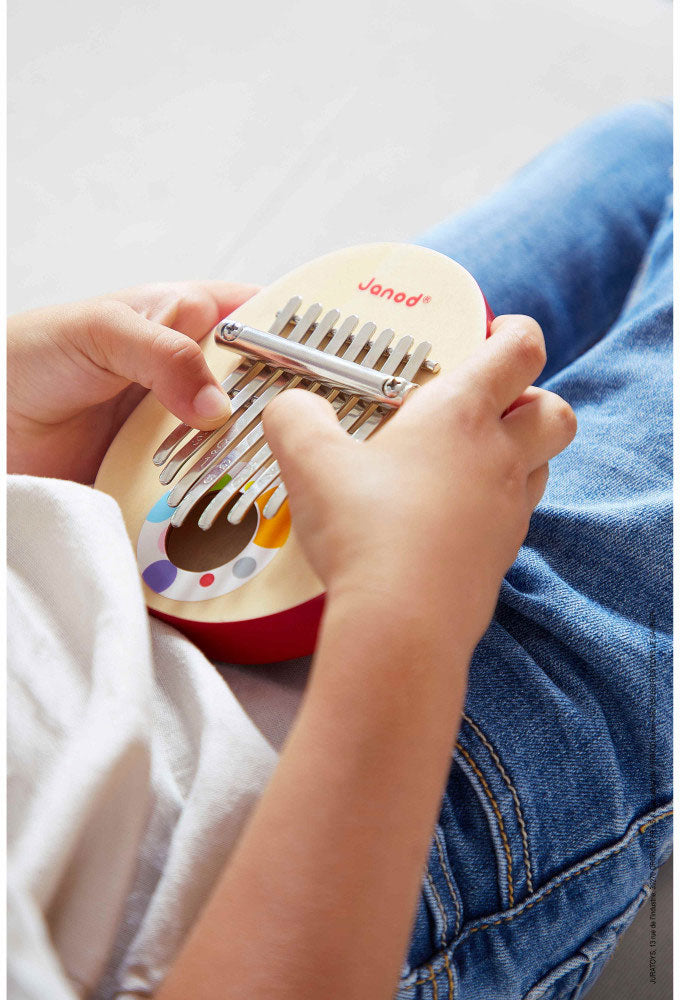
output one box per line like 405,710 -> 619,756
398,102 -> 673,999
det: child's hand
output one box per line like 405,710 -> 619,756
7,281 -> 259,483
264,315 -> 577,656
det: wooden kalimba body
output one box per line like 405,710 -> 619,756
95,243 -> 492,663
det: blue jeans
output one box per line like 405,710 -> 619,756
398,102 -> 673,999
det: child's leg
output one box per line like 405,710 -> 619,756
416,100 -> 672,381
400,103 -> 672,1000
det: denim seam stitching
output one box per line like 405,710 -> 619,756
462,712 -> 533,894
414,953 -> 455,998
455,741 -> 515,907
571,957 -> 595,1000
423,962 -> 438,999
434,826 -> 462,935
403,804 -> 672,988
455,809 -> 673,946
462,808 -> 672,939
426,870 -> 448,948
523,883 -> 652,1000
443,953 -> 454,999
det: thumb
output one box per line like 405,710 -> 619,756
84,299 -> 232,429
263,389 -> 346,498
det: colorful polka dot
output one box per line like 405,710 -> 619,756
138,484 -> 290,603
233,557 -> 257,578
142,559 -> 178,593
147,492 -> 174,523
254,491 -> 291,548
210,472 -> 232,493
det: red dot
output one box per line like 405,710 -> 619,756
199,573 -> 215,587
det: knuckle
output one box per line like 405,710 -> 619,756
172,286 -> 210,320
544,391 -> 577,441
87,298 -> 128,328
510,318 -> 546,373
556,398 -> 578,439
76,298 -> 129,362
154,329 -> 204,370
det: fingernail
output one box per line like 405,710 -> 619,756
193,384 -> 231,420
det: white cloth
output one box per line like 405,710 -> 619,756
7,475 -> 309,999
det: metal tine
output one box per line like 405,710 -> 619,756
349,340 -> 433,444
258,339 -> 411,531
161,301 -> 321,489
238,326 -> 396,525
169,312 -> 354,529
165,304 -> 330,516
398,339 -> 434,382
305,320 -> 378,397
163,303 -> 323,499
339,321 -> 377,363
260,322 -> 383,520
261,483 -> 290,522
262,338 -> 433,521
227,461 -> 282,524
152,361 -> 249,470
255,317 -> 377,412
196,316 -> 366,530
336,334 -> 413,431
261,484 -> 287,521
165,309 -> 344,513
152,296 -> 302,467
165,309 -> 342,528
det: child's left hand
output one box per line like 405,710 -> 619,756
7,281 -> 259,483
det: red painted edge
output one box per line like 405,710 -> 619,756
483,294 -> 495,335
151,593 -> 326,664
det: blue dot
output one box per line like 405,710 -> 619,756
142,559 -> 178,593
147,492 -> 174,523
233,557 -> 256,579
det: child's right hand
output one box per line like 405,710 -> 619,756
263,314 -> 577,657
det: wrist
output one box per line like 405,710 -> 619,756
318,573 -> 478,684
324,565 -> 487,663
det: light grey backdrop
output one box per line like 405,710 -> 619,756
8,2 -> 673,997
8,0 -> 671,311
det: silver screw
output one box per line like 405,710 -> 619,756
220,320 -> 241,342
382,376 -> 402,397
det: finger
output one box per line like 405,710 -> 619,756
527,463 -> 550,509
503,387 -> 577,469
83,300 -> 232,429
466,315 -> 547,414
99,280 -> 260,342
263,389 -> 346,499
502,384 -> 542,416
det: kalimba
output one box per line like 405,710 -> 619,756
95,243 -> 492,663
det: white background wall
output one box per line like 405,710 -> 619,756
8,0 -> 671,312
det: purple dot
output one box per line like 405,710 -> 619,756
142,559 -> 178,593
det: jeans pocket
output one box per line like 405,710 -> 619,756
523,885 -> 651,1000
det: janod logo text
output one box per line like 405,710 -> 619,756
357,277 -> 431,306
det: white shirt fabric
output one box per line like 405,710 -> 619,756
7,475 -> 310,999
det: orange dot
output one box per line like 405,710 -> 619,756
254,490 -> 291,549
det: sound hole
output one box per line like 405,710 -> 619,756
165,493 -> 258,572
